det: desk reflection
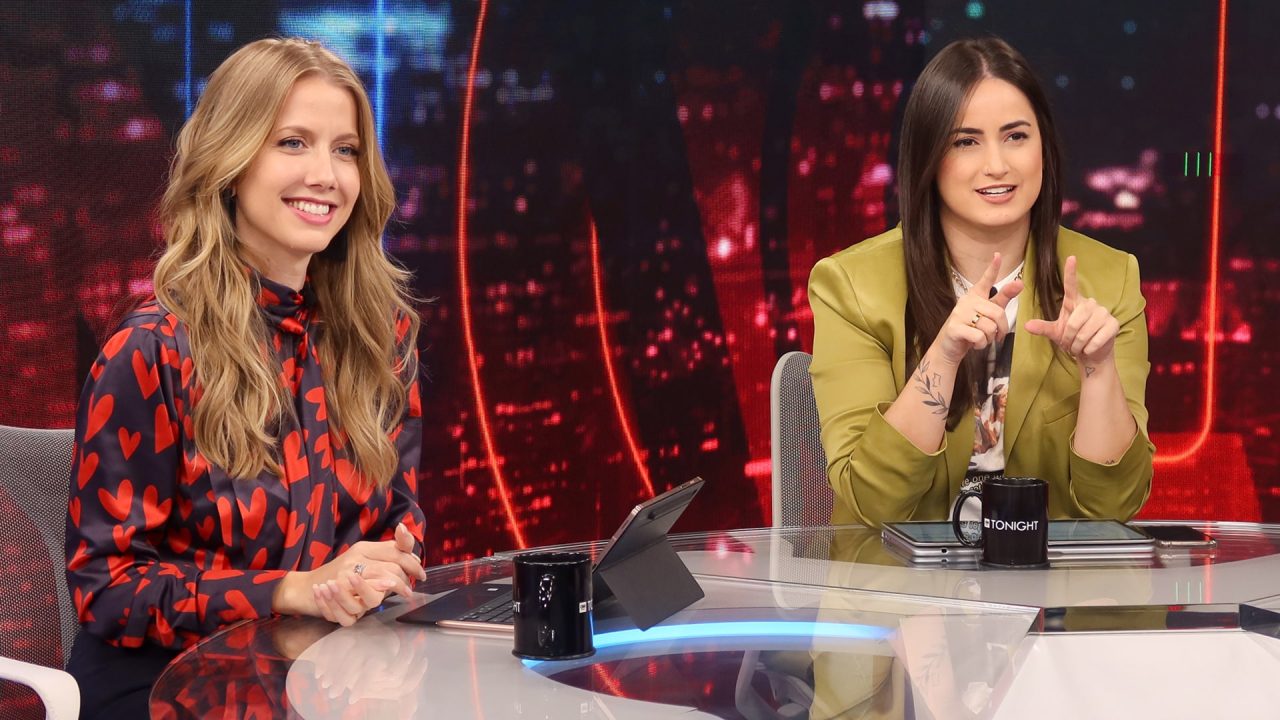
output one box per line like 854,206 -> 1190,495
287,620 -> 430,719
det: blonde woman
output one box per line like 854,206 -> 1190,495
64,38 -> 427,716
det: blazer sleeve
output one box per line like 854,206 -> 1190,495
808,257 -> 945,527
66,323 -> 287,650
1066,253 -> 1155,519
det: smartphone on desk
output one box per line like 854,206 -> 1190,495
1139,524 -> 1217,548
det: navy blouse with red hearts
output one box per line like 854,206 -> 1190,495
65,275 -> 425,650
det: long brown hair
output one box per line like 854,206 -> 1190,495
154,38 -> 418,487
898,37 -> 1064,429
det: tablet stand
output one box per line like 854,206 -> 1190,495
593,537 -> 704,631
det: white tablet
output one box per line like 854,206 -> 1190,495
882,519 -> 1154,561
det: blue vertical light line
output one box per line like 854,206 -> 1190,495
375,0 -> 386,147
184,0 -> 193,117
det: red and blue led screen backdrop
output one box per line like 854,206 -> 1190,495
2,0 -> 1276,571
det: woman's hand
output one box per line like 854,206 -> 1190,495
1024,256 -> 1119,366
273,522 -> 427,626
933,252 -> 1024,366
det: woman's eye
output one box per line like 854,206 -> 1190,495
953,137 -> 977,148
279,138 -> 304,150
1007,131 -> 1029,142
336,145 -> 360,158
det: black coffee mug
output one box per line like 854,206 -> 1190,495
951,476 -> 1049,568
511,551 -> 595,660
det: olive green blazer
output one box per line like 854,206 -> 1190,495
808,226 -> 1154,527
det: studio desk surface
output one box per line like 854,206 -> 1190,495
151,522 -> 1280,720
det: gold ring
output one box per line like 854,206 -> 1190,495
968,313 -> 981,328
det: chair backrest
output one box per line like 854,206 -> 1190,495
0,426 -> 78,669
769,351 -> 832,527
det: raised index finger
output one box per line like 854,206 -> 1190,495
1062,255 -> 1079,312
970,252 -> 1002,297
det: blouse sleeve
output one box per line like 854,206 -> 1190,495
65,319 -> 286,649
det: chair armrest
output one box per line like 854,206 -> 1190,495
0,655 -> 80,720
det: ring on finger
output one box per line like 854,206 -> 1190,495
968,313 -> 981,328
353,562 -> 366,577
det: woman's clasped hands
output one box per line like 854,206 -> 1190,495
275,522 -> 427,626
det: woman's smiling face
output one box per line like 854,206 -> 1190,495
233,74 -> 362,274
936,77 -> 1043,240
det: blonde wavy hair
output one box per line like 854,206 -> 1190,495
154,37 -> 418,488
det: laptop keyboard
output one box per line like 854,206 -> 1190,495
458,593 -> 514,624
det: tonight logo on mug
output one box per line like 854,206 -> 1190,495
983,518 -> 1041,531
953,476 -> 1049,567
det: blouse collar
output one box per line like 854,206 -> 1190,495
254,272 -> 314,336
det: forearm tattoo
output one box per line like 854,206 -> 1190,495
913,359 -> 949,415
1084,364 -> 1096,378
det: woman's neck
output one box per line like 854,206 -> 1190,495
238,246 -> 311,291
941,215 -> 1031,284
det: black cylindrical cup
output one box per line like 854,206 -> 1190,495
511,551 -> 595,661
952,476 -> 1049,568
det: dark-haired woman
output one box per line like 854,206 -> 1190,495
809,37 -> 1153,527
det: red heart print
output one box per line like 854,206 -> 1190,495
334,458 -> 374,504
220,590 -> 258,623
196,516 -> 215,541
359,506 -> 379,535
118,427 -> 141,460
237,487 -> 267,540
98,479 -> 133,522
142,485 -> 172,529
308,540 -> 332,567
113,524 -> 136,552
169,527 -> 192,554
76,451 -> 99,489
131,349 -> 161,399
216,497 -> 234,546
85,393 -> 114,442
282,431 -> 308,484
102,327 -> 133,359
154,404 -> 177,453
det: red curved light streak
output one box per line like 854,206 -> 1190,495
458,0 -> 526,547
1154,0 -> 1227,465
589,219 -> 656,497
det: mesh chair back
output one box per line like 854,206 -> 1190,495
769,352 -> 832,527
0,426 -> 78,669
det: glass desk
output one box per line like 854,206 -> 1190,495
151,522 -> 1280,719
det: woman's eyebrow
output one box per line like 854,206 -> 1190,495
951,119 -> 1032,135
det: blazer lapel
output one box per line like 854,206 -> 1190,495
1004,235 -> 1055,458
